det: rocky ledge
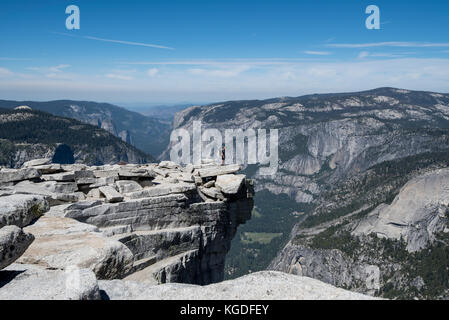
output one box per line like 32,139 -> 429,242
0,265 -> 376,300
0,159 -> 254,293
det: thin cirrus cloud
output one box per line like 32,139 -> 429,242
3,58 -> 449,102
188,65 -> 251,78
357,51 -> 408,59
303,51 -> 332,56
0,57 -> 32,61
25,64 -> 73,79
0,67 -> 13,77
327,41 -> 449,48
147,68 -> 159,77
84,36 -> 174,50
52,32 -> 174,50
120,58 -> 325,67
106,73 -> 134,81
28,64 -> 71,73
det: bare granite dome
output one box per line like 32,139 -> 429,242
14,105 -> 32,111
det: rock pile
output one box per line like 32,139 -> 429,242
0,159 -> 254,291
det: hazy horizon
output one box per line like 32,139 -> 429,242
1,0 -> 449,103
1,85 -> 449,110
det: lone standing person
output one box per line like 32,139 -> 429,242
221,145 -> 226,166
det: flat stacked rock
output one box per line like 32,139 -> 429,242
0,159 -> 254,297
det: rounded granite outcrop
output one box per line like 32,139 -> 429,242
0,159 -> 254,287
353,168 -> 449,252
97,271 -> 377,300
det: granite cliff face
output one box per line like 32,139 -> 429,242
161,88 -> 449,296
0,159 -> 253,287
352,169 -> 449,253
163,88 -> 449,204
270,164 -> 449,299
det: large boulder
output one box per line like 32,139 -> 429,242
0,264 -> 68,300
115,180 -> 143,194
0,263 -> 101,300
16,180 -> 78,194
0,168 -> 41,184
42,172 -> 75,182
22,158 -> 52,168
0,226 -> 35,270
215,174 -> 245,195
74,170 -> 96,185
99,186 -> 124,203
125,183 -> 196,199
0,194 -> 49,228
197,164 -> 241,178
17,216 -> 133,279
65,266 -> 101,300
6,181 -> 84,206
32,164 -> 62,174
198,187 -> 225,200
158,161 -> 180,170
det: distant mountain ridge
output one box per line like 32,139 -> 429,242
163,87 -> 449,298
0,108 -> 153,168
0,100 -> 171,158
127,104 -> 193,121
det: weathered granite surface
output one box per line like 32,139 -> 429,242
0,263 -> 101,300
353,168 -> 449,252
0,194 -> 49,228
0,159 -> 254,285
0,265 -> 376,300
17,216 -> 134,280
99,271 -> 378,300
0,226 -> 34,270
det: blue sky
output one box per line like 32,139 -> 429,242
1,0 -> 449,104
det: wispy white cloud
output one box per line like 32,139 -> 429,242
188,65 -> 250,78
120,58 -> 325,67
147,68 -> 159,77
0,57 -> 32,61
28,64 -> 71,73
106,73 -> 134,81
52,32 -> 174,50
304,51 -> 332,56
45,73 -> 74,80
357,51 -> 408,59
26,64 -> 72,79
358,51 -> 370,59
328,42 -> 449,48
84,36 -> 174,50
0,67 -> 13,77
3,58 -> 449,103
50,64 -> 71,72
